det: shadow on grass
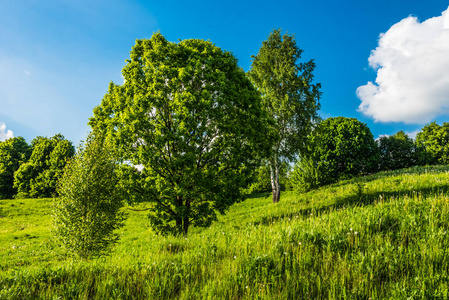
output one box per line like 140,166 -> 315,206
253,182 -> 449,227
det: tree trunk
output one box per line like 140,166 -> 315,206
183,200 -> 190,235
270,156 -> 281,203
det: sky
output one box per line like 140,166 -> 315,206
1,0 -> 449,145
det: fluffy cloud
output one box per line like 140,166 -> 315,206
357,7 -> 449,124
0,122 -> 14,141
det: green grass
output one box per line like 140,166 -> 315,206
1,165 -> 449,299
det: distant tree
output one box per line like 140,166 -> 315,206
377,131 -> 419,171
308,117 -> 379,186
415,122 -> 449,165
14,134 -> 74,198
0,137 -> 31,199
249,29 -> 321,203
89,32 -> 268,235
53,133 -> 126,258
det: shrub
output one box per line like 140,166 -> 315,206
53,133 -> 126,258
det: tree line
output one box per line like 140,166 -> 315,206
0,134 -> 74,199
289,118 -> 449,193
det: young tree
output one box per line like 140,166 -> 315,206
53,133 -> 126,258
89,32 -> 268,235
249,29 -> 321,203
14,134 -> 74,198
0,137 -> 31,199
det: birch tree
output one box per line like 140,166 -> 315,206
249,29 -> 321,203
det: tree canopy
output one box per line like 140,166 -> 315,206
307,117 -> 379,186
89,32 -> 268,235
415,122 -> 449,165
377,131 -> 419,171
248,29 -> 321,203
14,134 -> 74,198
0,137 -> 31,199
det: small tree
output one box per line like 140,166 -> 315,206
291,153 -> 320,193
53,133 -> 126,258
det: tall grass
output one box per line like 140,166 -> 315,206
1,165 -> 449,299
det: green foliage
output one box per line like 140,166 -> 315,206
290,153 -> 320,193
415,121 -> 449,165
249,29 -> 321,203
2,166 -> 449,299
13,134 -> 74,198
0,137 -> 31,199
89,32 -> 268,235
52,133 -> 126,258
309,117 -> 379,185
247,162 -> 292,194
377,130 -> 420,170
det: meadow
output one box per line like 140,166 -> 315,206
1,165 -> 449,299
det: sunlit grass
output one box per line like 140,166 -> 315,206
1,165 -> 449,299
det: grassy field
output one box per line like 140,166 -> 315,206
1,165 -> 449,299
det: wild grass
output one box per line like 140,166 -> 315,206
1,165 -> 449,299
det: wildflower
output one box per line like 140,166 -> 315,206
350,228 -> 353,231
234,256 -> 237,259
355,232 -> 358,235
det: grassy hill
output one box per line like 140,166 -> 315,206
1,165 -> 449,299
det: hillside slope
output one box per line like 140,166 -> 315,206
1,165 -> 449,299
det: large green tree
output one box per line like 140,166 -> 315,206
89,33 -> 268,235
249,29 -> 321,203
307,117 -> 379,186
415,122 -> 449,165
14,134 -> 74,198
0,137 -> 31,199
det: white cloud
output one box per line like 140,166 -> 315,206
357,6 -> 449,124
0,122 -> 14,141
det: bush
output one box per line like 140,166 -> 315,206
291,154 -> 320,193
53,133 -> 126,258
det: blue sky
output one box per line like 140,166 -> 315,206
1,0 -> 449,144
